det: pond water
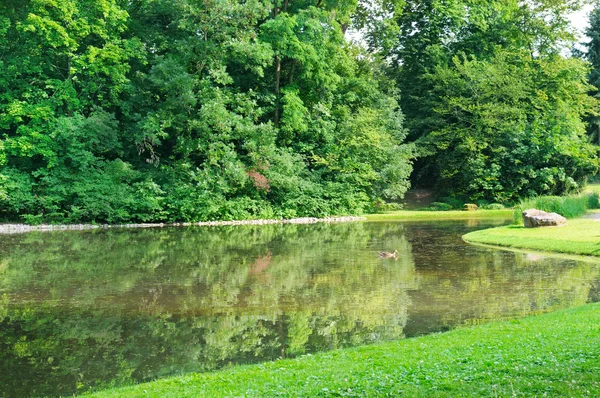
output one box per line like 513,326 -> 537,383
1,219 -> 599,397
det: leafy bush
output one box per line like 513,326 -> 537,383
475,199 -> 490,208
427,202 -> 453,211
374,200 -> 403,212
437,197 -> 464,209
483,203 -> 505,210
587,193 -> 600,209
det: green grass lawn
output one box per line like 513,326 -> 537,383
365,209 -> 513,221
86,304 -> 600,397
585,183 -> 600,194
463,217 -> 600,257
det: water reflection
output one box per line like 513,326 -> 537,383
0,219 -> 598,397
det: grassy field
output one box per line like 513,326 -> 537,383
463,217 -> 600,257
87,304 -> 600,397
365,209 -> 513,221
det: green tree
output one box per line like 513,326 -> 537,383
122,0 -> 412,221
420,51 -> 598,201
0,0 -> 150,221
583,2 -> 600,145
0,0 -> 413,223
370,0 -> 598,199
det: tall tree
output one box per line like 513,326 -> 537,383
367,0 -> 598,200
0,0 -> 413,222
421,51 -> 598,201
583,2 -> 600,145
0,0 -> 151,222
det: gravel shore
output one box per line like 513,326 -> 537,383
0,216 -> 366,235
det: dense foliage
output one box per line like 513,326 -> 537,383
0,0 -> 412,223
421,52 -> 597,202
584,3 -> 600,144
370,0 -> 599,202
1,0 -> 599,222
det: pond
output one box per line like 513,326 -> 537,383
1,219 -> 599,397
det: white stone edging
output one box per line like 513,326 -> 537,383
0,216 -> 366,235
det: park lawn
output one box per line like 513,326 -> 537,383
87,304 -> 600,398
365,209 -> 513,221
463,218 -> 600,257
585,183 -> 600,194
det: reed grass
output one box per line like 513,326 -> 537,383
513,193 -> 600,224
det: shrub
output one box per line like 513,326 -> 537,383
475,199 -> 490,208
483,203 -> 505,210
427,202 -> 453,211
438,197 -> 464,209
374,200 -> 403,212
587,193 -> 600,210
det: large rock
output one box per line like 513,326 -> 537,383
522,209 -> 567,228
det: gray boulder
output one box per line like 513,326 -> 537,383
522,209 -> 567,228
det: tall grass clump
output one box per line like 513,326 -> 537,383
513,193 -> 600,224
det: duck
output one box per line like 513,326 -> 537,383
378,249 -> 398,259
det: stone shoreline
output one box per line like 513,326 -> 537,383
0,216 -> 366,235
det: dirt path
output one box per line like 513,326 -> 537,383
582,211 -> 600,220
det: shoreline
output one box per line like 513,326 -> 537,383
462,215 -> 600,257
0,216 -> 366,235
463,239 -> 600,263
0,209 -> 515,234
87,303 -> 600,397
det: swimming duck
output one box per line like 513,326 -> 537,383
378,249 -> 398,258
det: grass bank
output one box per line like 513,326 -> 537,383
87,304 -> 599,397
365,209 -> 512,221
463,217 -> 600,257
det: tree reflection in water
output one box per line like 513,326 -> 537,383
0,220 -> 598,397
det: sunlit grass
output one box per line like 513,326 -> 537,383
87,304 -> 600,397
463,218 -> 600,256
585,183 -> 600,193
365,209 -> 513,221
